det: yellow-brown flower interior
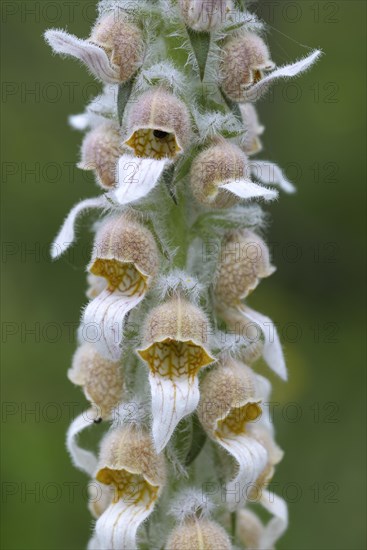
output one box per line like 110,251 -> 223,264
216,402 -> 262,437
125,128 -> 181,160
139,338 -> 213,378
90,259 -> 147,294
97,468 -> 159,505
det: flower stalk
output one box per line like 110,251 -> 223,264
46,1 -> 320,548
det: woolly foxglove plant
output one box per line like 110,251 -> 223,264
46,1 -> 320,548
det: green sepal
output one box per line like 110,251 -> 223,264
185,413 -> 207,466
117,78 -> 134,124
161,163 -> 178,204
235,0 -> 246,11
186,26 -> 211,81
220,87 -> 243,124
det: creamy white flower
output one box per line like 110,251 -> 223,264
138,297 -> 214,452
198,360 -> 269,510
44,12 -> 145,84
82,215 -> 159,361
94,426 -> 166,550
124,87 -> 192,160
190,141 -> 278,209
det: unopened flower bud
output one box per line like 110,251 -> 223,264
78,122 -> 123,189
90,11 -> 145,83
214,230 -> 275,306
166,518 -> 231,550
220,32 -> 275,102
190,141 -> 248,208
198,359 -> 262,438
96,425 -> 166,503
125,88 -> 191,160
68,343 -> 124,419
89,214 -> 159,292
138,296 -> 214,451
178,0 -> 234,32
240,103 -> 265,156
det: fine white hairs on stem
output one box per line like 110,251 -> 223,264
169,488 -> 215,521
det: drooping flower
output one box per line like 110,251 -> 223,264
236,426 -> 288,549
241,103 -> 265,156
166,518 -> 232,550
78,122 -> 123,189
82,214 -> 159,361
124,87 -> 191,160
68,342 -> 124,420
214,229 -> 276,306
94,426 -> 166,550
190,140 -> 278,208
239,304 -> 288,380
45,11 -> 145,84
237,494 -> 288,550
178,0 -> 234,32
198,360 -> 268,510
220,31 -> 321,102
221,32 -> 275,102
138,296 -> 215,452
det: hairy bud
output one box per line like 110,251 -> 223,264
68,343 -> 124,419
214,230 -> 275,306
178,0 -> 234,32
90,11 -> 145,83
125,88 -> 191,159
78,122 -> 123,189
220,32 -> 275,102
89,214 -> 159,291
190,141 -> 248,208
166,518 -> 231,550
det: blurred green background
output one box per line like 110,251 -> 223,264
1,1 -> 366,549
